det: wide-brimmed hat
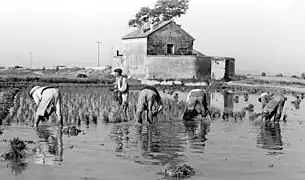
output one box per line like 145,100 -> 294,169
29,86 -> 41,98
258,92 -> 268,102
114,68 -> 122,74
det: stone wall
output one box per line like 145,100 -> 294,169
147,22 -> 194,55
195,56 -> 212,80
145,55 -> 211,80
211,57 -> 226,80
210,91 -> 234,110
226,58 -> 235,77
122,38 -> 147,78
211,57 -> 235,80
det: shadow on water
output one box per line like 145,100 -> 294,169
256,122 -> 283,153
33,125 -> 63,165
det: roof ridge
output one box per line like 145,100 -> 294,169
122,19 -> 174,40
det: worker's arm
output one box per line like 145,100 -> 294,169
157,98 -> 164,113
113,78 -> 118,89
202,92 -> 209,111
261,95 -> 268,108
153,98 -> 163,116
33,93 -> 41,105
55,93 -> 63,126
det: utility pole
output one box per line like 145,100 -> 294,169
29,52 -> 33,69
97,41 -> 101,67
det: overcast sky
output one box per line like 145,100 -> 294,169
0,0 -> 304,75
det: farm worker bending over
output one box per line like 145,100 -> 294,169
183,89 -> 210,120
29,86 -> 63,128
261,90 -> 286,123
113,68 -> 129,116
135,86 -> 163,125
258,92 -> 275,108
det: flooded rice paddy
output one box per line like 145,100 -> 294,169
1,87 -> 305,180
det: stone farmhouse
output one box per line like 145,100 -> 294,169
113,20 -> 235,81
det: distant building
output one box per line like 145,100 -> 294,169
113,20 -> 235,81
52,65 -> 67,70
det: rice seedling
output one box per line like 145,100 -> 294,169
4,85 -> 258,127
6,160 -> 28,176
163,163 -> 195,178
2,137 -> 28,161
63,125 -> 81,136
5,86 -> 187,126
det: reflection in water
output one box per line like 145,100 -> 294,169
110,123 -> 186,166
224,91 -> 234,110
6,160 -> 28,176
257,123 -> 283,151
183,120 -> 210,152
112,125 -> 130,152
110,118 -> 211,167
34,126 -> 63,165
135,125 -> 184,166
209,91 -> 234,112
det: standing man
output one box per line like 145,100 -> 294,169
29,86 -> 63,128
113,68 -> 129,117
183,89 -> 211,121
135,86 -> 164,125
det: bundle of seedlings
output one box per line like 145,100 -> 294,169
110,89 -> 123,106
7,159 -> 28,176
163,163 -> 195,178
249,112 -> 263,121
108,108 -> 123,123
63,125 -> 81,136
244,104 -> 254,111
101,109 -> 110,123
1,137 -> 27,160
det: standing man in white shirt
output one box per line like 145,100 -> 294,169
113,68 -> 129,117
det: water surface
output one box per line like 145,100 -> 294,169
1,90 -> 305,180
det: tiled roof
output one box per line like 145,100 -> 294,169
122,20 -> 195,40
192,49 -> 206,57
122,20 -> 173,40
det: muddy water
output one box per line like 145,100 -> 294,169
1,91 -> 305,180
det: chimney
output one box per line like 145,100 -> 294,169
149,17 -> 154,32
142,17 -> 153,34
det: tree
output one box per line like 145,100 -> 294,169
128,0 -> 189,28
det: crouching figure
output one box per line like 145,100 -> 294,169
29,86 -> 63,128
260,90 -> 286,123
183,89 -> 211,121
135,86 -> 163,125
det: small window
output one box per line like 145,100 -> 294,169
167,44 -> 174,54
